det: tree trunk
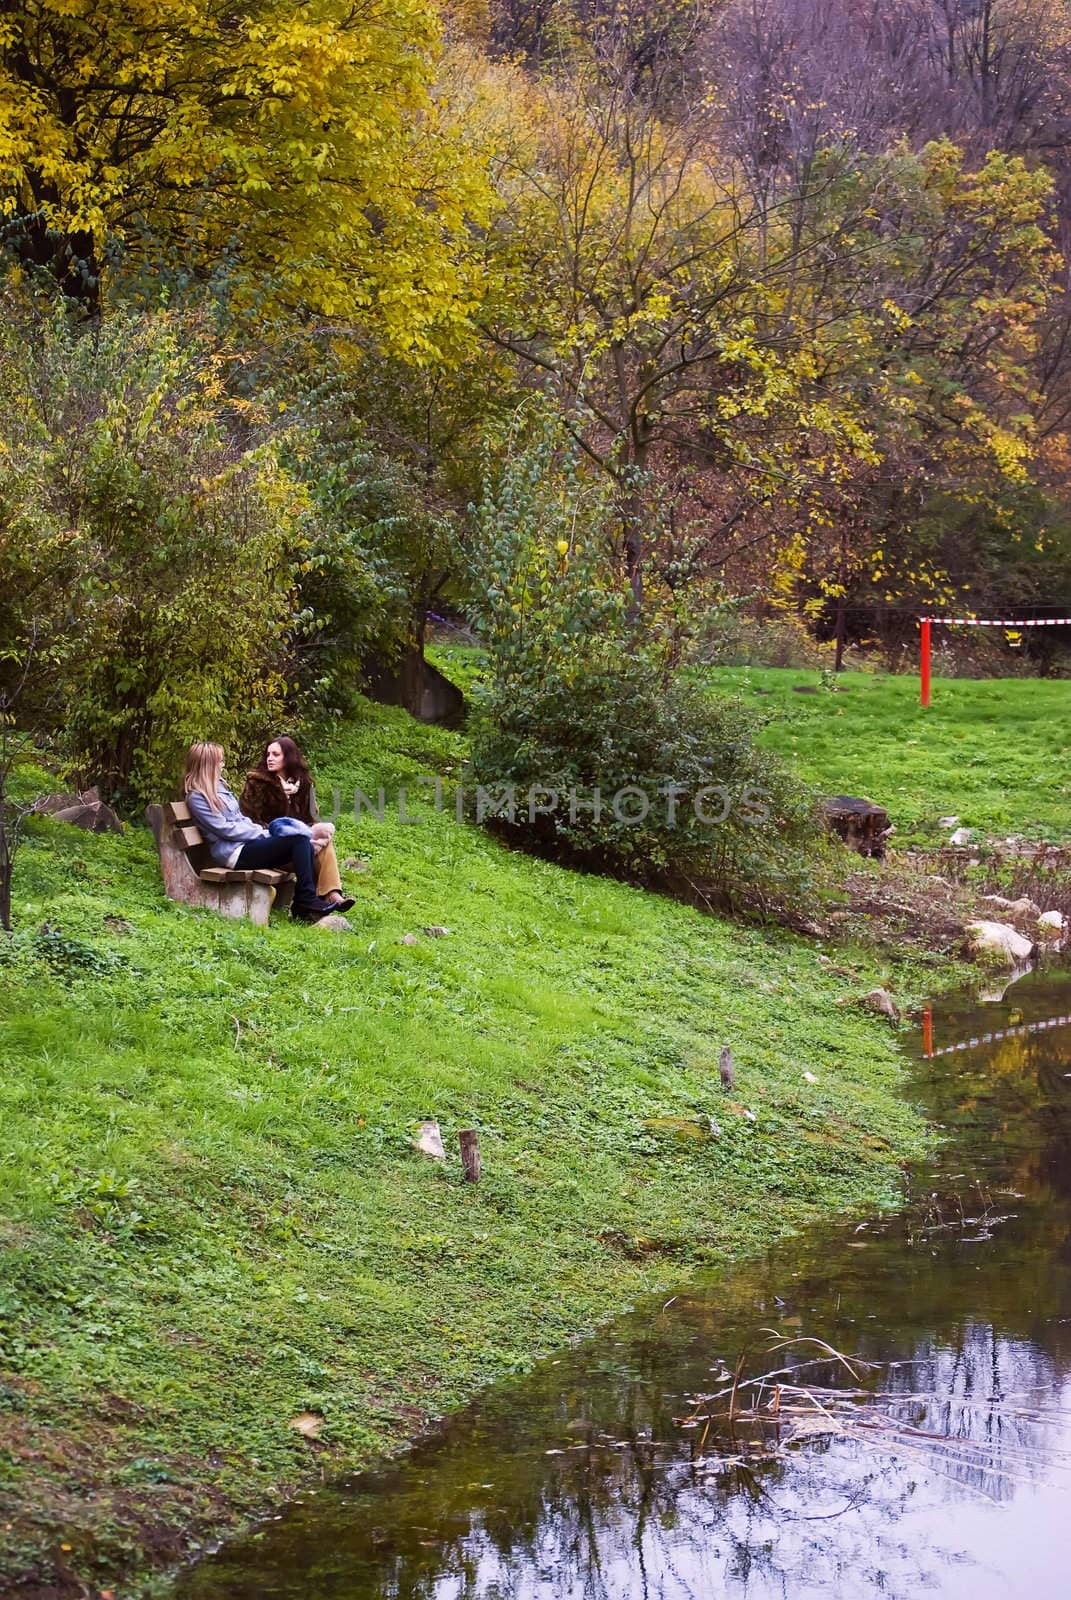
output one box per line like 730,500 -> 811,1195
15,214 -> 100,312
834,591 -> 846,673
623,491 -> 645,619
834,522 -> 849,671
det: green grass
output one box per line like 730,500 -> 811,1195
0,701 -> 946,1594
701,667 -> 1071,843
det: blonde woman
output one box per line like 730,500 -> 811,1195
181,743 -> 335,922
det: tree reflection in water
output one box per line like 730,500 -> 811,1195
177,970 -> 1071,1600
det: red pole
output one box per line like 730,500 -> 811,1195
920,618 -> 931,707
922,1006 -> 933,1059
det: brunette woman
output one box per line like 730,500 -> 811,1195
181,742 -> 334,923
240,736 -> 353,913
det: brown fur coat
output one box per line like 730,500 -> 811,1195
239,768 -> 316,827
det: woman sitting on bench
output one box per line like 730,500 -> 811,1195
182,742 -> 335,923
239,736 -> 352,913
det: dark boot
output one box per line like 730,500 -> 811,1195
291,896 -> 335,922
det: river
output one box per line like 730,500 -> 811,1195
176,964 -> 1071,1600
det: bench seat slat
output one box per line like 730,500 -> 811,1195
198,867 -> 294,885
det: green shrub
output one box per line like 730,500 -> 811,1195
272,363 -> 451,716
0,291 -> 308,806
461,409 -> 818,909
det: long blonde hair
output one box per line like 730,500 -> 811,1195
182,742 -> 225,813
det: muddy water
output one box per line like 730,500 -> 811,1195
177,967 -> 1071,1600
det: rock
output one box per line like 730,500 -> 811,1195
34,786 -> 100,813
963,920 -> 1036,966
948,827 -> 973,846
313,914 -> 352,933
414,1119 -> 446,1159
1037,910 -> 1066,941
399,932 -> 420,946
979,895 -> 1042,931
342,857 -> 370,872
288,1412 -> 324,1440
49,800 -> 122,835
422,924 -> 450,937
823,796 -> 891,860
862,987 -> 900,1021
803,1071 -> 818,1083
938,816 -> 960,828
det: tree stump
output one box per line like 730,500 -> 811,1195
458,1128 -> 481,1183
823,796 -> 891,860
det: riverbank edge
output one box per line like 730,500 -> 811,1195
0,720 -> 979,1600
157,954 -> 969,1600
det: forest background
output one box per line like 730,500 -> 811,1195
3,0 -> 1071,841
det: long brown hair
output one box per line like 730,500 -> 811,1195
257,735 -> 311,785
182,742 -> 225,813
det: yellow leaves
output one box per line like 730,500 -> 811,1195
881,298 -> 913,331
986,424 -> 1032,482
0,0 -> 489,361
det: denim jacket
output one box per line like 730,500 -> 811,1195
187,782 -> 268,867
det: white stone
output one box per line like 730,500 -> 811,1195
949,827 -> 973,846
980,895 -> 1042,931
415,1120 -> 446,1159
964,920 -> 1035,966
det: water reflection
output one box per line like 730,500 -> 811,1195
177,968 -> 1071,1600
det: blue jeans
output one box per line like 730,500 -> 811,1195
234,834 -> 319,904
268,816 -> 312,839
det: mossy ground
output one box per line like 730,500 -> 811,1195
2,701 -> 956,1596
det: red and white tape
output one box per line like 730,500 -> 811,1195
924,1012 -> 1071,1060
924,616 -> 1071,627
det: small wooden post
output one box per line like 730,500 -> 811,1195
922,1006 -> 933,1059
458,1129 -> 481,1183
920,617 -> 931,708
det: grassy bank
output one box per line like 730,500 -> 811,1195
2,702 -> 944,1596
703,667 -> 1071,843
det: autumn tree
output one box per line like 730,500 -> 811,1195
480,42 -> 887,611
0,0 -> 488,356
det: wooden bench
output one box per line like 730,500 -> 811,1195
145,801 -> 295,926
